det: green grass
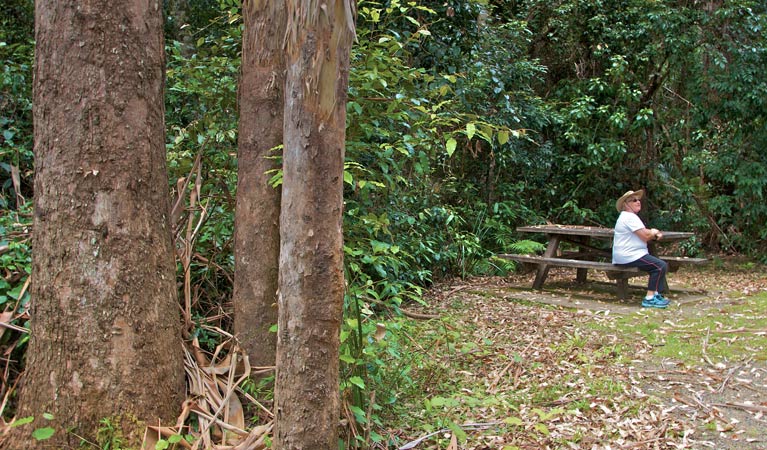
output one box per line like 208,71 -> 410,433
614,292 -> 767,365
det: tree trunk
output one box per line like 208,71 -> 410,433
5,1 -> 184,447
233,0 -> 285,370
274,1 -> 356,448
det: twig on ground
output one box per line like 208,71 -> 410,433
400,309 -> 440,320
712,402 -> 767,414
701,327 -> 718,368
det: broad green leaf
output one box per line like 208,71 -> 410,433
504,416 -> 523,426
32,427 -> 55,441
479,124 -> 493,142
447,421 -> 467,442
370,240 -> 390,253
348,376 -> 365,389
349,405 -> 367,423
466,123 -> 476,140
498,130 -> 509,145
446,138 -> 457,157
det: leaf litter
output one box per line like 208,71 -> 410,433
390,257 -> 767,449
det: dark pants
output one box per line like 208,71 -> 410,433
617,254 -> 668,293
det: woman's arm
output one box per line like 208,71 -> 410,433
635,227 -> 663,242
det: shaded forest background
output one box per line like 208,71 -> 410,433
2,0 -> 767,446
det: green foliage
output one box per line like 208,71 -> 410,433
0,201 -> 31,396
96,417 -> 125,450
153,433 -> 192,450
508,239 -> 546,255
0,0 -> 34,208
9,413 -> 56,443
507,0 -> 767,255
164,5 -> 241,328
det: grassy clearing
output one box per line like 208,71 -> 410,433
613,292 -> 767,366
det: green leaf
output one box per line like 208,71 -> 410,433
447,421 -> 467,442
498,130 -> 509,145
504,416 -> 523,426
446,138 -> 457,157
42,413 -> 54,420
10,416 -> 34,428
533,423 -> 550,436
348,376 -> 365,389
466,123 -> 476,140
343,170 -> 353,186
32,427 -> 55,441
370,240 -> 390,253
348,405 -> 368,425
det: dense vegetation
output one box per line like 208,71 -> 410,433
2,0 -> 767,447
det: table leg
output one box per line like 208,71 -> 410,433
533,235 -> 561,290
616,278 -> 628,299
575,236 -> 589,283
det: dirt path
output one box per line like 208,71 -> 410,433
414,258 -> 767,448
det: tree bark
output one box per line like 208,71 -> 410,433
5,0 -> 184,447
274,1 -> 356,448
233,0 -> 285,370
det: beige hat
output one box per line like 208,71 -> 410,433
616,189 -> 644,211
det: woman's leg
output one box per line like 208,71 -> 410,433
617,254 -> 668,294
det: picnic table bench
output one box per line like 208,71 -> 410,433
499,224 -> 707,299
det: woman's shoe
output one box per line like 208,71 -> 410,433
642,296 -> 668,309
653,293 -> 670,305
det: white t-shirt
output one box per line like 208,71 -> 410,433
612,211 -> 649,264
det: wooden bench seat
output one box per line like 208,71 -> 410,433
661,256 -> 709,271
498,253 -> 708,299
498,254 -> 642,276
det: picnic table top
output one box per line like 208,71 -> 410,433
517,224 -> 695,241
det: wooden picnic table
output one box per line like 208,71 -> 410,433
500,224 -> 704,298
516,224 -> 694,242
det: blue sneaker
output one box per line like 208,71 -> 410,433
653,293 -> 670,305
642,296 -> 668,309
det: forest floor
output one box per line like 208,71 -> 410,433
391,256 -> 767,449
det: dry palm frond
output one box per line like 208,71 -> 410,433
141,339 -> 273,450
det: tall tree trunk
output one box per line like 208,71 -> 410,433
233,0 -> 285,369
5,1 -> 184,447
274,1 -> 356,448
